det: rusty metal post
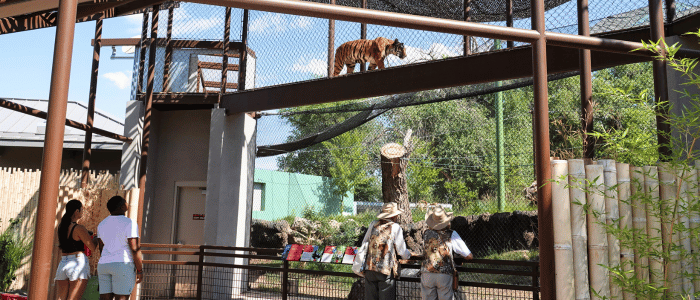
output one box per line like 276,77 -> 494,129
360,0 -> 367,72
196,245 -> 204,300
221,7 -> 232,97
650,0 -> 672,160
163,6 -> 174,92
578,0 -> 594,159
138,4 -> 159,232
81,16 -> 102,188
327,0 -> 336,77
238,9 -> 250,90
666,0 -> 676,22
506,0 -> 513,48
137,11 -> 149,97
531,0 -> 554,299
27,0 -> 78,298
463,0 -> 471,55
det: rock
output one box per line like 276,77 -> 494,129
250,219 -> 289,248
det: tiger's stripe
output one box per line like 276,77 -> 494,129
332,37 -> 406,77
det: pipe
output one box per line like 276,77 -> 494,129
163,5 -> 173,92
137,10 -> 148,97
631,166 -> 649,287
138,2 -> 158,241
463,0 -> 471,56
568,159 -> 591,300
531,0 -> 554,299
600,160 -> 621,299
0,98 -> 131,142
616,162 -> 634,300
506,0 -> 513,48
184,0 -> 700,58
238,9 -> 249,90
360,0 -> 367,72
551,160 -> 574,300
221,6 -> 231,97
327,0 -> 335,77
27,0 -> 78,299
649,0 -> 672,160
586,164 -> 610,299
82,16 -> 102,188
577,0 -> 594,159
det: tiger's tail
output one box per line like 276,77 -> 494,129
332,45 -> 347,77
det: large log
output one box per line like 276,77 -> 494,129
380,143 -> 412,224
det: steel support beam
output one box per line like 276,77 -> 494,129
221,7 -> 231,96
531,0 -> 554,298
0,98 -> 131,142
163,5 -> 174,92
506,0 -> 513,48
360,0 -> 367,72
82,17 -> 102,188
138,3 -> 159,246
579,0 -> 594,159
27,0 -> 78,298
328,0 -> 335,77
650,0 -> 672,160
238,9 -> 249,90
221,45 -> 652,114
186,0 -> 700,56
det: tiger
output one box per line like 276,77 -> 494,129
332,37 -> 407,77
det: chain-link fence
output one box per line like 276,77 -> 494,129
127,0 -> 700,96
124,0 -> 697,291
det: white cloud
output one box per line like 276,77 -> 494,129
103,72 -> 131,89
250,14 -> 314,34
292,58 -> 326,76
395,43 -> 461,65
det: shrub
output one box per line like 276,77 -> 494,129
0,218 -> 33,292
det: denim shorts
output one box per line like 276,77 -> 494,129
54,253 -> 90,281
97,262 -> 136,295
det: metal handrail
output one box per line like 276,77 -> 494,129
140,243 -> 539,300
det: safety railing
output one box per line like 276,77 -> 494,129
139,243 -> 539,300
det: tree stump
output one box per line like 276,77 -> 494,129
380,143 -> 412,224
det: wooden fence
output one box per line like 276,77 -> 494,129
0,168 -> 130,292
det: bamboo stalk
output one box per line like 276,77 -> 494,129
659,163 -> 682,296
599,160 -> 621,299
552,160 -> 575,300
586,164 -> 609,299
569,159 -> 591,300
692,163 -> 700,295
631,166 -> 649,287
644,165 -> 664,291
680,168 -> 695,297
616,162 -> 634,300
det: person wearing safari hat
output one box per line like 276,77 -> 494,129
420,204 -> 472,300
359,202 -> 413,300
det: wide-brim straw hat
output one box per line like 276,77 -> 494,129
426,204 -> 453,230
377,202 -> 403,219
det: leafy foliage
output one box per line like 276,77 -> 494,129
0,218 -> 32,292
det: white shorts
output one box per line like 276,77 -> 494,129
54,253 -> 90,281
98,262 -> 136,295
